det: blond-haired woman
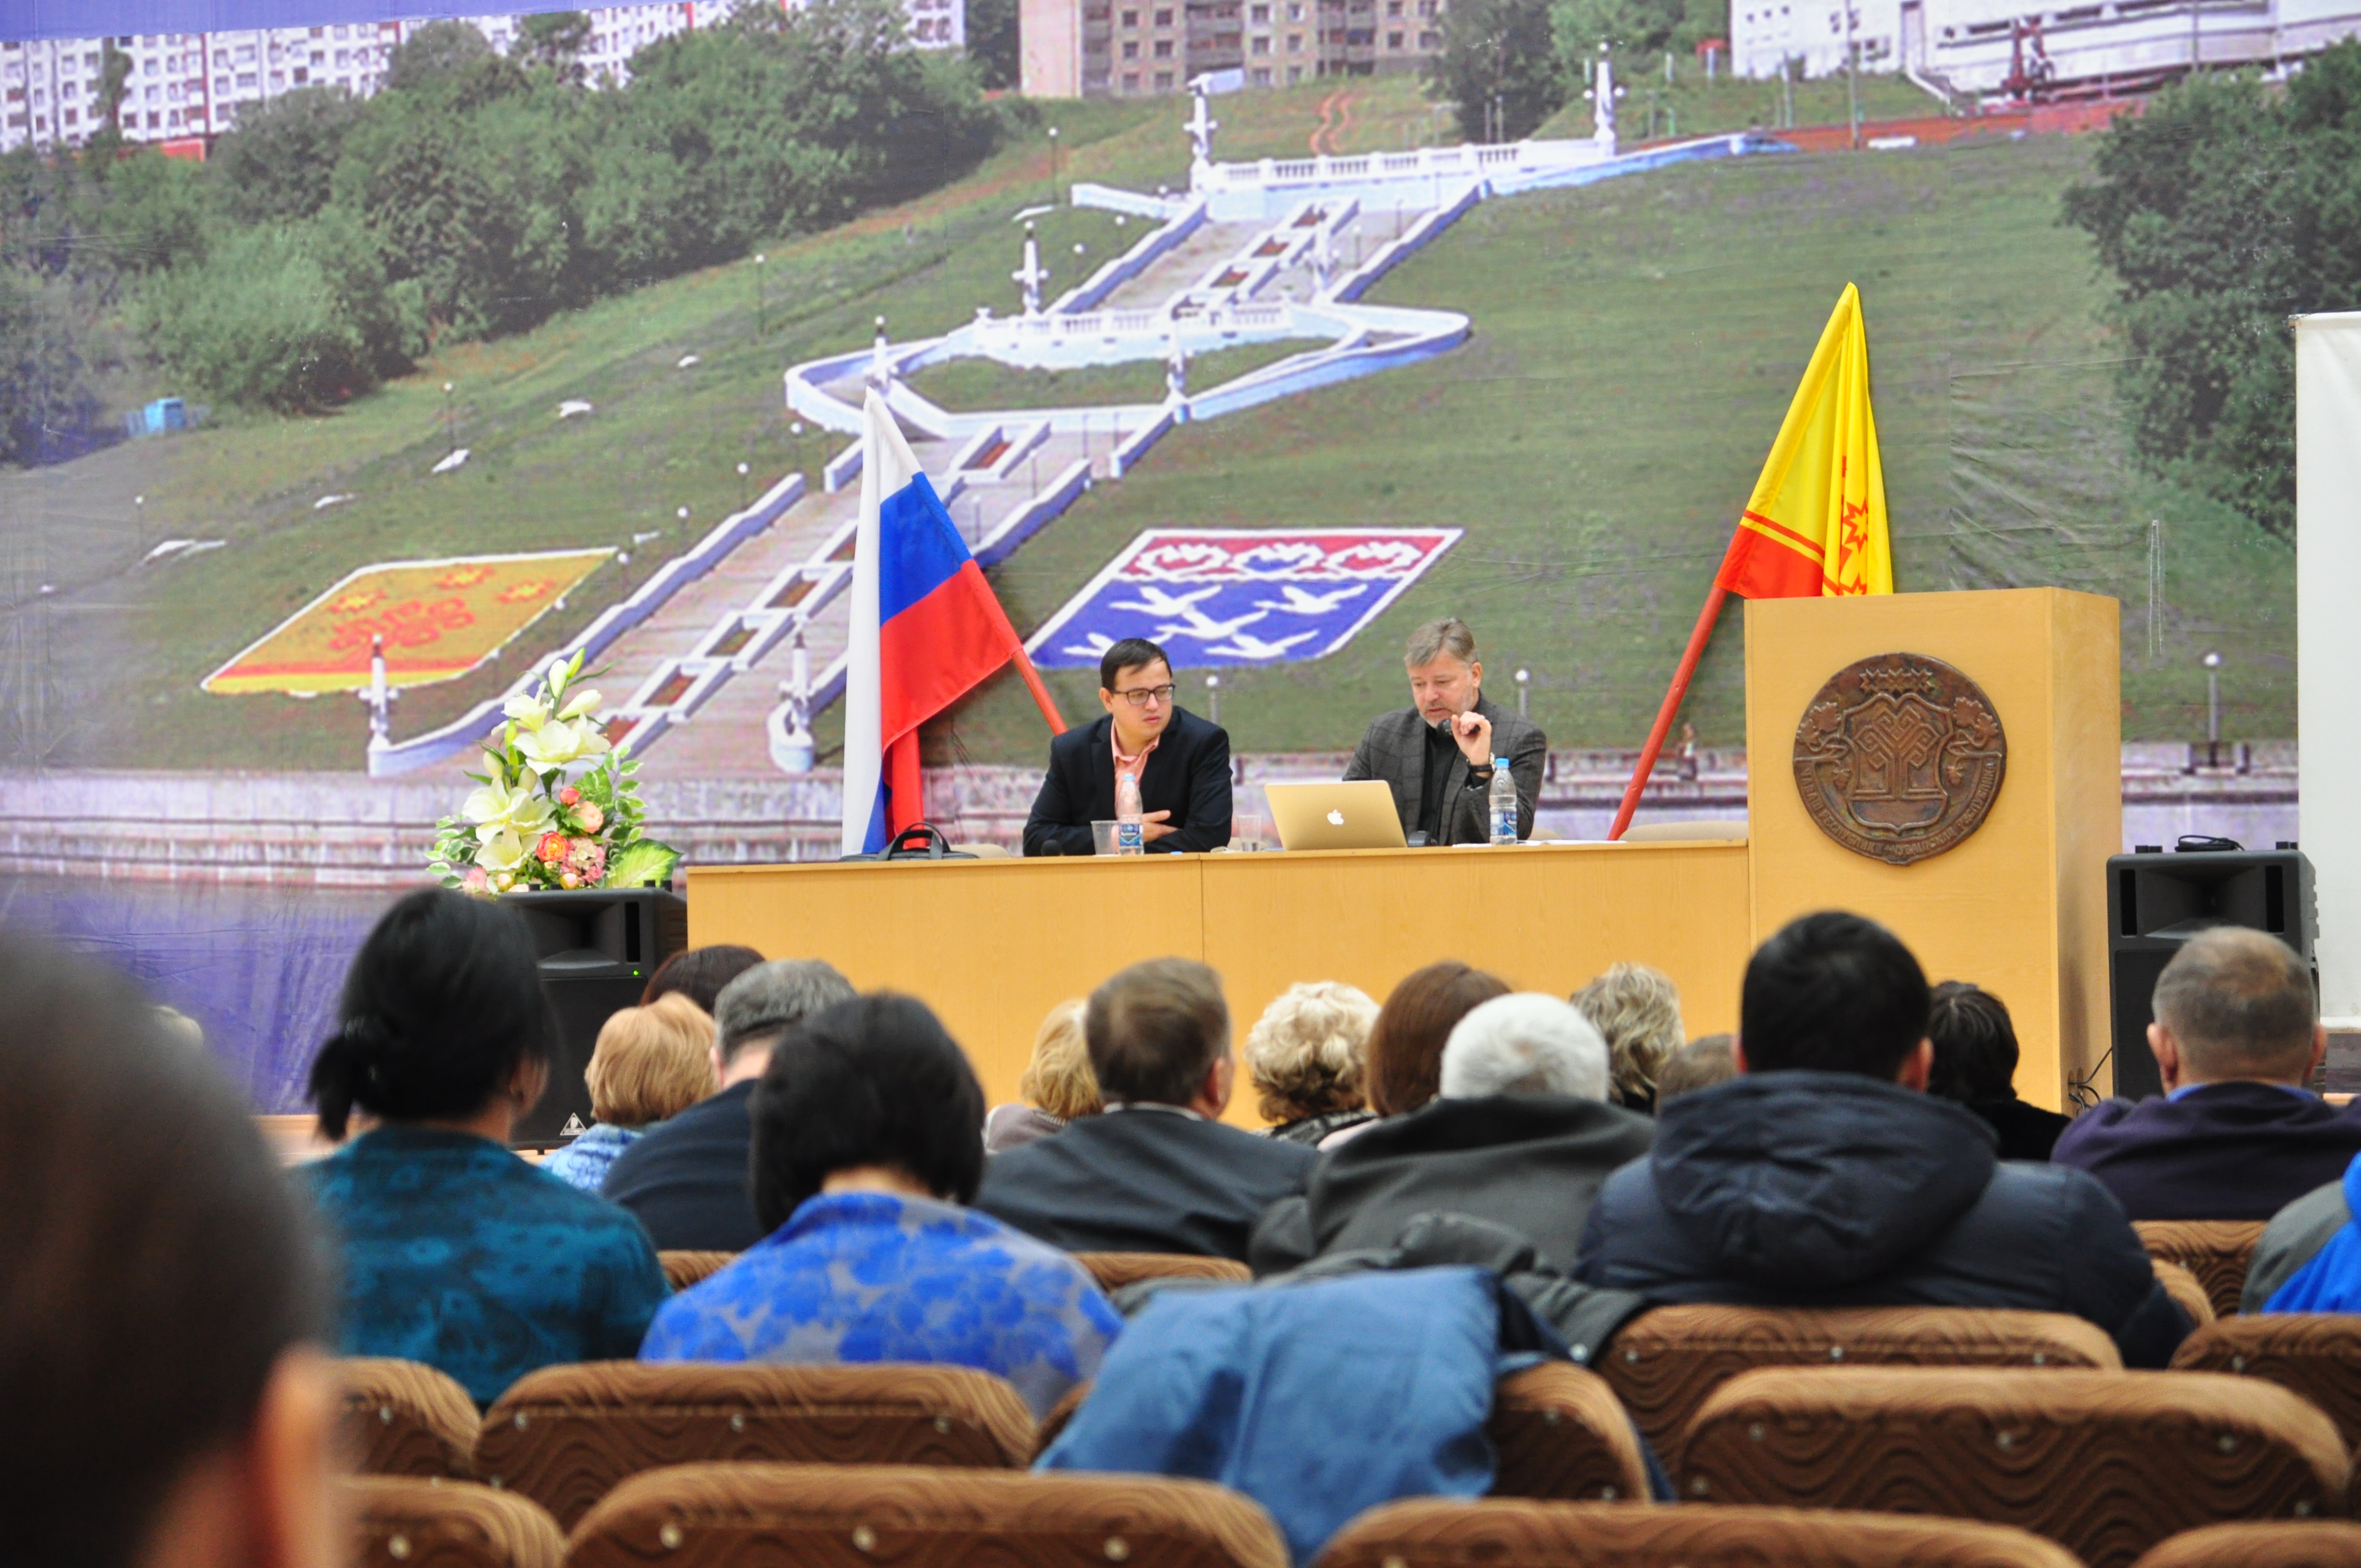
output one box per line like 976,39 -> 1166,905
542,993 -> 720,1194
1244,980 -> 1381,1146
1570,963 -> 1684,1114
985,999 -> 1103,1155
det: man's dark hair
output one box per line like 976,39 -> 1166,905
1740,911 -> 1931,1079
1,935 -> 326,1568
1926,981 -> 2020,1103
1086,957 -> 1230,1106
750,994 -> 986,1231
1100,637 -> 1172,693
307,887 -> 550,1139
641,944 -> 765,1014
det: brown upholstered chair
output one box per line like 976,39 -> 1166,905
1314,1498 -> 2084,1567
2174,1316 -> 2361,1450
565,1462 -> 1288,1568
657,1251 -> 736,1292
2138,1221 -> 2269,1321
1679,1366 -> 2351,1568
1078,1253 -> 1252,1293
1595,1304 -> 2119,1461
2156,1259 -> 2219,1326
473,1362 -> 1033,1531
1026,1364 -> 1647,1504
2129,1521 -> 2361,1567
338,1358 -> 481,1479
341,1476 -> 563,1568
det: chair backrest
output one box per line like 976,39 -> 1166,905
338,1358 -> 481,1479
1030,1363 -> 1647,1503
341,1476 -> 564,1568
1487,1362 -> 1652,1504
1314,1498 -> 2084,1567
657,1251 -> 737,1292
474,1361 -> 1035,1531
567,1462 -> 1290,1568
2138,1221 -> 2269,1320
1680,1366 -> 2351,1568
1078,1252 -> 1253,1293
2129,1521 -> 2361,1567
2174,1316 -> 2361,1451
2156,1259 -> 2219,1326
1596,1304 -> 2119,1461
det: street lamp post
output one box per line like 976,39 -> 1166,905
441,381 -> 455,455
736,460 -> 752,511
1205,673 -> 1221,725
1048,124 -> 1061,203
1515,666 -> 1530,718
754,252 -> 767,337
2203,650 -> 2224,766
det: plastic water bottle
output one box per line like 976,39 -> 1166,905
1115,769 -> 1146,855
1488,758 -> 1519,846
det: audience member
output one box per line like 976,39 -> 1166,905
1570,962 -> 1684,1113
1656,1033 -> 1736,1104
603,958 -> 857,1250
303,889 -> 668,1406
542,994 -> 719,1194
641,943 -> 766,1014
976,957 -> 1318,1260
984,999 -> 1101,1155
1244,980 -> 1380,1146
1927,981 -> 2071,1161
643,994 -> 1122,1417
3,937 -> 336,1568
1335,960 -> 1514,1153
2242,1152 -> 2361,1312
1252,993 -> 1653,1275
1577,911 -> 2188,1368
2050,927 -> 2355,1220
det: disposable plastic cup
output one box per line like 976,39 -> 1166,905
1091,820 -> 1121,856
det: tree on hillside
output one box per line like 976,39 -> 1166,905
384,20 -> 496,93
212,86 -> 369,224
88,150 -> 209,274
0,269 -> 105,465
967,0 -> 1020,90
2064,46 -> 2361,540
517,12 -> 594,84
1430,0 -> 1565,141
96,40 -> 132,137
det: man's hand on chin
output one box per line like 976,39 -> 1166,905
1450,710 -> 1493,765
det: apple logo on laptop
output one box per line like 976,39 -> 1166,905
1326,809 -> 1345,826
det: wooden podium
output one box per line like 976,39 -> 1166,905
1744,587 -> 2122,1109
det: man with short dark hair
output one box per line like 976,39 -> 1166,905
2054,927 -> 2358,1220
1345,617 -> 1546,846
603,957 -> 856,1250
1576,911 -> 2189,1368
1022,637 -> 1234,856
976,957 -> 1316,1259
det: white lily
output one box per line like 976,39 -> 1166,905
503,692 -> 552,729
474,825 -> 534,873
461,775 -> 556,837
558,687 -> 603,721
515,718 -> 612,771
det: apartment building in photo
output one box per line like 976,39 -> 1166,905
1021,0 -> 1440,97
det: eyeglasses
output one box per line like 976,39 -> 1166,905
1112,684 -> 1177,707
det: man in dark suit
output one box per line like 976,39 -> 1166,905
2054,927 -> 2360,1220
976,956 -> 1316,1261
1022,637 -> 1233,856
1344,618 -> 1546,845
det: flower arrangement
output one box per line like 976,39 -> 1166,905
429,651 -> 680,896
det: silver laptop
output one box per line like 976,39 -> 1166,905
1264,780 -> 1409,852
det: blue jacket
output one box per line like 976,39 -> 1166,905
2243,1153 -> 2361,1313
2052,1080 -> 2361,1222
1574,1072 -> 2189,1368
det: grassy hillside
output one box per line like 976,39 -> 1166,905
935,129 -> 2293,762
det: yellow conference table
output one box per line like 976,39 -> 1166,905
688,840 -> 1751,1129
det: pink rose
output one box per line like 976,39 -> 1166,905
574,801 -> 605,834
558,786 -> 581,806
537,832 -> 567,864
461,867 -> 492,897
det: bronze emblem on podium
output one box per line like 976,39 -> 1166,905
1793,652 -> 2006,866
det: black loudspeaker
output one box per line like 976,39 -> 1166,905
2103,844 -> 2316,1101
503,888 -> 690,1145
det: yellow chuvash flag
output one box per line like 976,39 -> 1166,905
1713,282 -> 1894,600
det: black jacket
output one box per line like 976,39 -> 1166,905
973,1108 -> 1316,1261
599,1080 -> 765,1252
2051,1080 -> 2361,1222
1250,1094 -> 1656,1276
1574,1072 -> 2190,1369
1343,692 -> 1547,846
1021,707 -> 1233,857
1967,1095 -> 2074,1162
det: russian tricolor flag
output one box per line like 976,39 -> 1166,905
844,390 -> 1065,856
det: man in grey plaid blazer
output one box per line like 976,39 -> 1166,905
1343,618 -> 1547,846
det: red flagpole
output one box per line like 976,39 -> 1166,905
1010,643 -> 1068,735
1607,584 -> 1729,842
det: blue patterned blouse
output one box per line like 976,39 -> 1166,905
639,1191 -> 1123,1418
302,1126 -> 671,1406
540,1123 -> 646,1195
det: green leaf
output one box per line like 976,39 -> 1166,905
605,838 -> 681,890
